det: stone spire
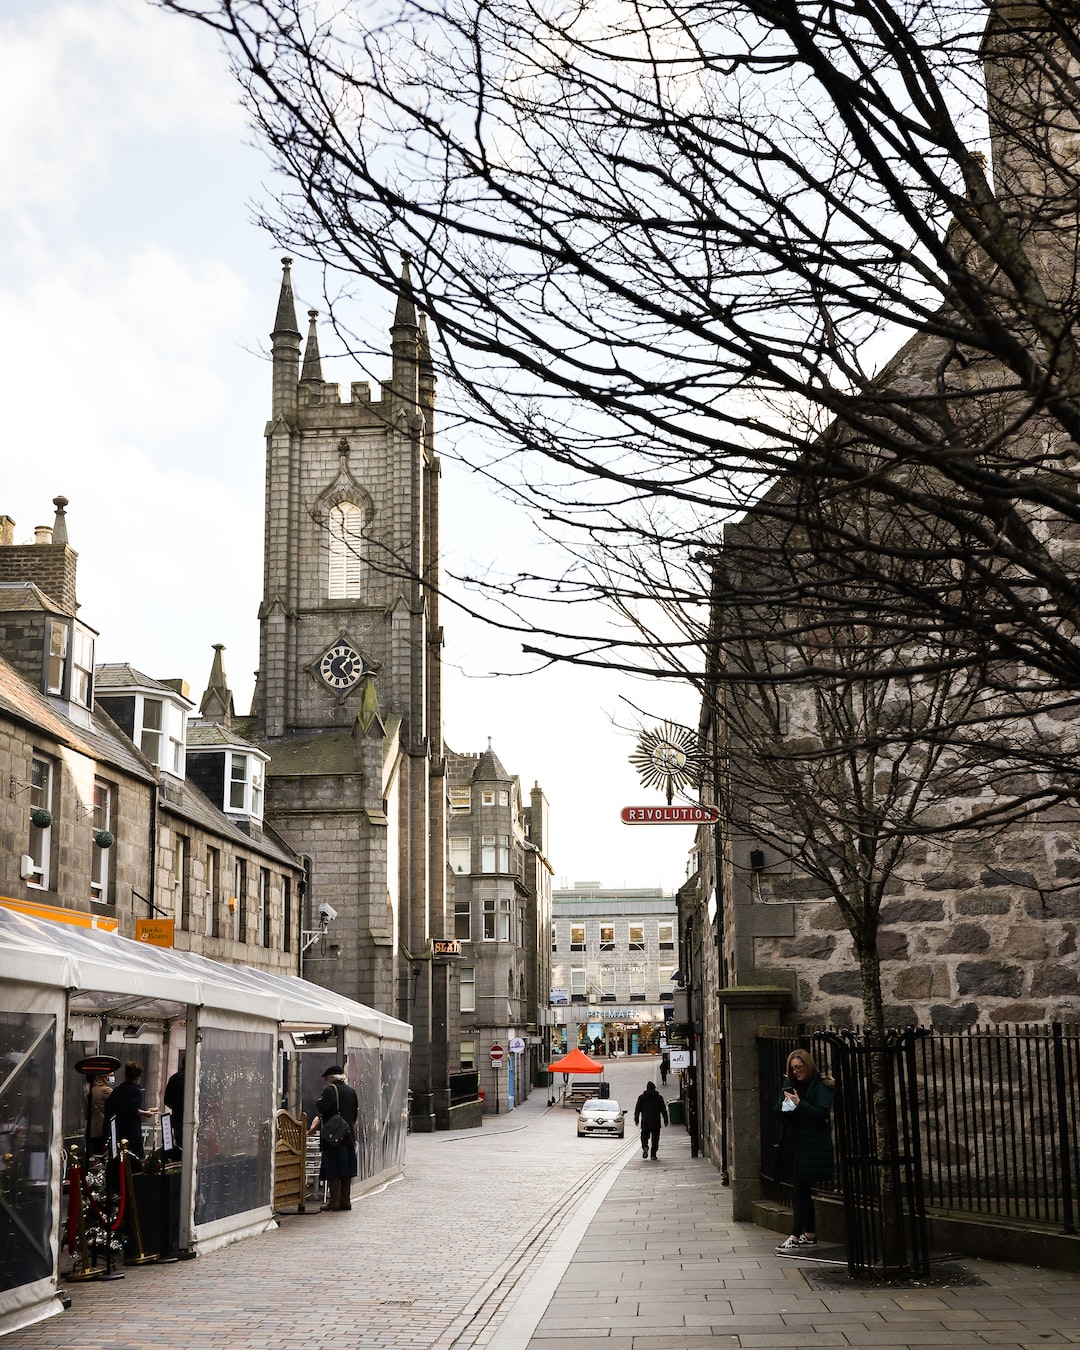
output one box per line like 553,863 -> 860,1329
301,309 -> 324,383
391,253 -> 420,408
273,257 -> 301,338
199,643 -> 235,726
271,257 -> 302,420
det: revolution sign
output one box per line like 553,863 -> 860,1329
620,805 -> 721,825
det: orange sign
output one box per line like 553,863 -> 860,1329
135,918 -> 175,948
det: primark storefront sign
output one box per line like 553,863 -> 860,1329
550,1005 -> 666,1022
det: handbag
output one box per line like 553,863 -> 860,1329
321,1084 -> 353,1148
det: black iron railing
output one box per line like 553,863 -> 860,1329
759,1023 -> 1080,1237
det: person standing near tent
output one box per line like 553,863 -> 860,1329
308,1065 -> 359,1212
634,1081 -> 668,1160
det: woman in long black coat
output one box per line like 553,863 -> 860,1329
773,1048 -> 834,1250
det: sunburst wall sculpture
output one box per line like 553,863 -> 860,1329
630,722 -> 704,804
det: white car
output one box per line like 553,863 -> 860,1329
577,1098 -> 625,1138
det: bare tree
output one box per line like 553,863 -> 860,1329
154,0 -> 1080,690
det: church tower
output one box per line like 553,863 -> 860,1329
249,257 -> 447,1126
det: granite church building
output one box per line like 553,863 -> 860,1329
206,257 -> 451,1128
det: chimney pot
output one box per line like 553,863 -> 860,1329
34,526 -> 53,545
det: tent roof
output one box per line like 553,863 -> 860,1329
0,905 -> 411,1042
547,1047 -> 604,1074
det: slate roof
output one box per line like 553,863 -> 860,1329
473,744 -> 511,782
0,581 -> 60,613
187,721 -> 265,754
157,777 -> 298,869
0,651 -> 155,784
95,663 -> 193,704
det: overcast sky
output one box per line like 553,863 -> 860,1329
1,0 -> 701,891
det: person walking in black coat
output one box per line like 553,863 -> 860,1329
634,1081 -> 669,1160
773,1049 -> 834,1250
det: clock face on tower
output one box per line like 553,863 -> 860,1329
318,641 -> 366,692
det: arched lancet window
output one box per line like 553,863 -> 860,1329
328,502 -> 364,598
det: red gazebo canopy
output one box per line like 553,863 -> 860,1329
546,1047 -> 604,1074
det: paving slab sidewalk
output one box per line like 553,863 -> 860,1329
501,1128 -> 1080,1350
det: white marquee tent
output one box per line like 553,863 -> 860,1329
0,905 -> 411,1336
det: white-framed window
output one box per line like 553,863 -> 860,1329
46,621 -> 68,695
481,789 -> 495,806
658,921 -> 675,950
660,966 -> 677,1002
570,925 -> 586,951
140,698 -> 163,763
497,790 -> 509,806
449,836 -> 471,875
226,752 -> 265,819
630,967 -> 646,1000
551,923 -> 558,952
454,898 -> 471,941
460,1040 -> 476,1071
229,754 -> 247,810
481,834 -> 509,873
27,754 -> 54,889
483,897 -> 511,941
517,906 -> 524,948
629,922 -> 645,951
449,785 -> 471,814
72,626 -> 94,706
328,502 -> 364,598
570,966 -> 587,1001
90,778 -> 115,903
174,833 -> 190,928
460,966 -> 476,1013
601,968 -> 616,1002
600,924 -> 615,950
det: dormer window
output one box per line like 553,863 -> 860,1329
227,752 -> 264,820
45,618 -> 95,709
135,696 -> 187,777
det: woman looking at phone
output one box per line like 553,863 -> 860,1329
773,1049 -> 834,1250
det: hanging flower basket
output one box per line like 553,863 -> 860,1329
93,830 -> 115,849
30,808 -> 53,829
